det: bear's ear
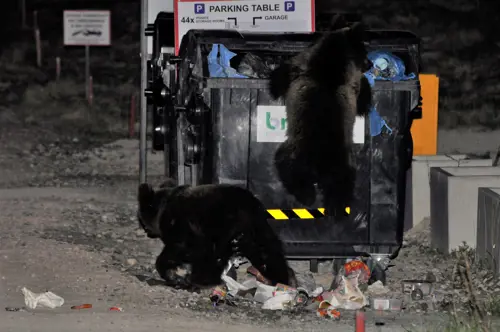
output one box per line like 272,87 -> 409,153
138,183 -> 155,207
269,62 -> 292,100
348,22 -> 367,41
328,14 -> 349,31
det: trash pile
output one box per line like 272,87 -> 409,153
365,50 -> 416,82
210,257 -> 399,320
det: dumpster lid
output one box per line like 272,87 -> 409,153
367,29 -> 420,45
178,29 -> 318,57
178,29 -> 420,57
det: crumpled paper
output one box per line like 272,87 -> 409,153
262,291 -> 295,310
366,280 -> 390,296
21,287 -> 65,309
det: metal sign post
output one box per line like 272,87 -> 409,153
63,10 -> 111,106
140,0 -> 148,184
85,45 -> 90,103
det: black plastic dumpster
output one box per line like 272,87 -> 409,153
146,25 -> 421,265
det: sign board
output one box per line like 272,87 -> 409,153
256,106 -> 366,144
174,0 -> 315,54
63,10 -> 111,46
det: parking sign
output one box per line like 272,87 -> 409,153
174,0 -> 315,54
194,3 -> 205,14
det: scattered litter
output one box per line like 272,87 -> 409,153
273,283 -> 294,296
332,258 -> 371,288
109,306 -> 123,312
294,271 -> 318,295
401,280 -> 434,300
328,275 -> 369,310
247,266 -> 272,285
254,282 -> 275,303
212,256 -> 404,316
210,285 -> 228,307
316,301 -> 341,319
5,307 -> 26,312
262,291 -> 295,310
367,281 -> 390,296
71,304 -> 92,310
370,298 -> 402,311
293,289 -> 309,307
21,287 -> 64,309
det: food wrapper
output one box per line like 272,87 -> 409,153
316,301 -> 341,319
343,259 -> 371,284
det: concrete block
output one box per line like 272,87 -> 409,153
430,167 -> 500,253
404,155 -> 492,231
477,187 -> 500,275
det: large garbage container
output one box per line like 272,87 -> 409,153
146,25 -> 421,263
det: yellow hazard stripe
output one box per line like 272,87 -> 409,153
267,209 -> 289,220
266,207 -> 350,220
317,207 -> 350,215
292,209 -> 314,219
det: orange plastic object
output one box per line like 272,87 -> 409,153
317,307 -> 341,319
355,310 -> 366,332
71,304 -> 92,310
411,74 -> 440,155
343,260 -> 371,284
109,306 -> 123,312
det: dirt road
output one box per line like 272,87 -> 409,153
0,130 -> 498,331
0,185 -> 445,332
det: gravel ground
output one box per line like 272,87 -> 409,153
1,127 -> 499,331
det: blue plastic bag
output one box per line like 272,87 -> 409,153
369,107 -> 392,136
364,71 -> 375,87
363,72 -> 392,136
208,44 -> 247,78
208,44 -> 225,78
366,50 -> 416,81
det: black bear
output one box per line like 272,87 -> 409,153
137,179 -> 297,289
269,17 -> 373,219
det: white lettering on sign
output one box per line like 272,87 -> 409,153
255,105 -> 366,144
63,10 -> 111,46
174,0 -> 315,54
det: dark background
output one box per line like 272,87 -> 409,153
0,0 -> 499,132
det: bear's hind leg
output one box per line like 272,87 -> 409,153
319,163 -> 356,219
274,141 -> 316,206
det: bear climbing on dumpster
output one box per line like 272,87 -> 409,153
269,15 -> 373,219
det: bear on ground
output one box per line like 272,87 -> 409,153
137,179 -> 297,289
269,16 -> 373,218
